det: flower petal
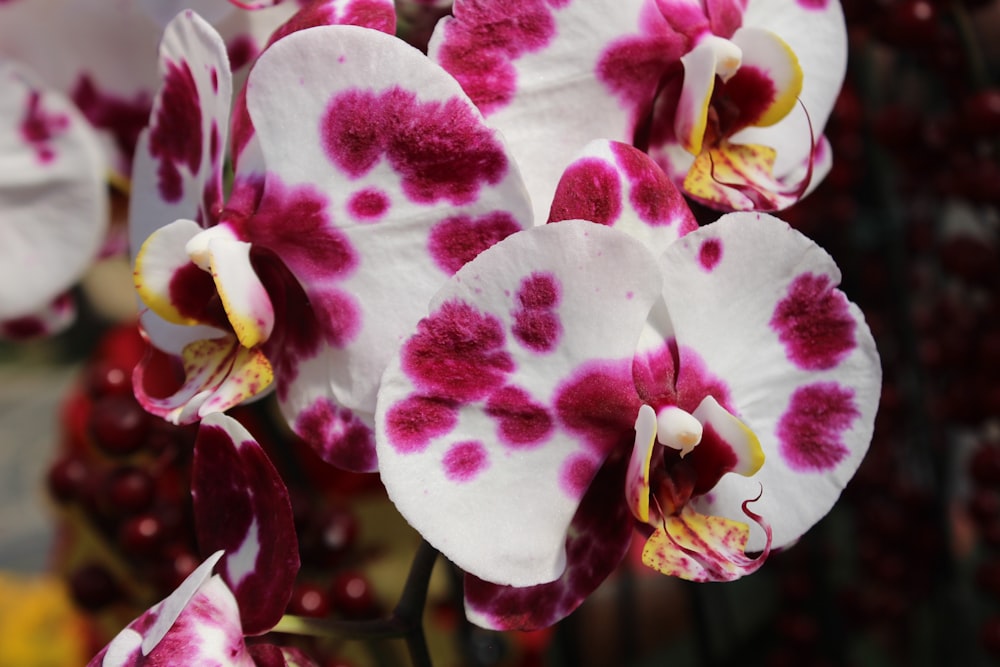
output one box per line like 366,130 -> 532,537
675,33 -> 742,155
641,502 -> 770,582
431,0 -> 686,222
692,395 -> 764,478
242,25 -> 533,469
0,60 -> 107,323
134,336 -> 274,424
463,454 -> 634,630
128,9 -> 233,261
134,219 -> 217,327
88,551 -> 255,667
728,27 -> 802,129
192,413 -> 299,635
0,0 -> 161,177
376,221 -> 661,587
656,212 -> 880,550
0,293 -> 75,340
729,0 -> 846,179
548,140 -> 698,256
187,225 -> 275,348
683,141 -> 796,210
626,404 -> 658,523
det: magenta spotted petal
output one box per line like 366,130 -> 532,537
244,25 -> 533,471
88,551 -> 255,667
377,211 -> 880,627
463,455 -> 633,630
0,60 -> 106,333
548,140 -> 697,256
430,0 -> 684,222
192,413 -> 299,636
652,213 -> 880,550
377,221 -> 662,588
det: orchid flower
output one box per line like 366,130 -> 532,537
89,412 -> 304,666
0,0 -> 300,181
129,9 -> 532,472
428,0 -> 846,215
0,0 -> 298,337
374,141 -> 880,630
0,59 -> 106,338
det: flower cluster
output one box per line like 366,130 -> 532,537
2,0 -> 880,662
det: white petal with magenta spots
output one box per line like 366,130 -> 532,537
377,221 -> 662,587
244,25 -> 533,467
656,212 -> 880,550
0,60 -> 107,323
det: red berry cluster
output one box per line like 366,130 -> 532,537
47,325 -> 201,614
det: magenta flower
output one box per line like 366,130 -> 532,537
429,0 -> 846,214
129,8 -> 532,472
374,142 -> 880,629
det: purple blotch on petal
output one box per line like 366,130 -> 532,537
486,385 -> 553,447
320,87 -> 508,205
770,273 -> 858,371
428,212 -> 521,275
294,397 -> 377,472
777,382 -> 859,472
385,395 -> 459,453
401,300 -> 515,402
443,440 -> 489,482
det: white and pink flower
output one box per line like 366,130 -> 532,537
374,142 -> 880,630
429,0 -> 846,214
129,8 -> 532,472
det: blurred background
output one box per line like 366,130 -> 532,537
2,0 -> 1000,665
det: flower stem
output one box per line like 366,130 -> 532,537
272,539 -> 439,666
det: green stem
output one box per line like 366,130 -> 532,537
272,539 -> 439,667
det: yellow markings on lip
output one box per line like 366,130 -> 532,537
641,506 -> 754,582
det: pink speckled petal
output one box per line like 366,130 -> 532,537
88,551 -> 255,667
134,335 -> 274,424
129,10 -> 232,257
641,502 -> 770,582
656,213 -> 880,551
0,60 -> 107,324
732,0 -> 846,180
244,25 -> 532,467
463,454 -> 633,630
683,141 -> 809,211
549,140 -> 697,255
377,221 -> 661,587
193,413 -> 299,635
430,0 -> 685,222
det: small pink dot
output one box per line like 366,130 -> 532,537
443,441 -> 489,483
698,238 -> 722,272
348,188 -> 390,221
